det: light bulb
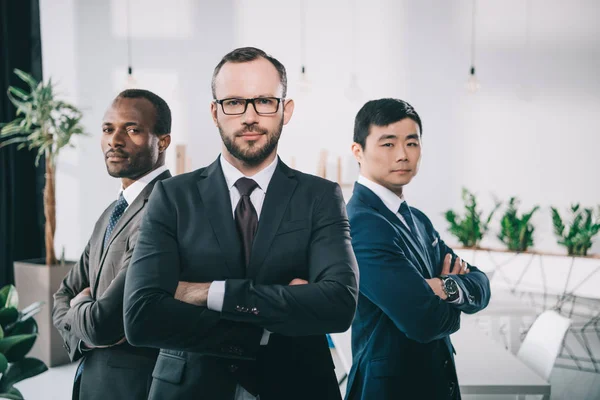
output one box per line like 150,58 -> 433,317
466,66 -> 480,93
298,65 -> 312,93
125,66 -> 138,89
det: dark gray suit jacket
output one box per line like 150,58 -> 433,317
52,170 -> 171,400
123,158 -> 359,400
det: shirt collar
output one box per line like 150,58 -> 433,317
120,165 -> 169,206
357,174 -> 405,214
219,154 -> 278,193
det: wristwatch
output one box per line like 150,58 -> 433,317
439,275 -> 460,302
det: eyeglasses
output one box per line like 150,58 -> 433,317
214,97 -> 283,115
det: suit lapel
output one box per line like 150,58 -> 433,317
90,206 -> 113,290
396,217 -> 433,278
196,160 -> 245,278
93,170 -> 172,292
247,160 -> 297,278
353,184 -> 431,278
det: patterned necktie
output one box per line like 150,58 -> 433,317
234,178 -> 259,267
103,193 -> 128,250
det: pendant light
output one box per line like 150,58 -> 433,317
466,0 -> 480,93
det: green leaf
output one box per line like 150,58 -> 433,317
0,386 -> 24,400
19,302 -> 44,323
0,308 -> 18,327
6,319 -> 38,337
0,358 -> 47,391
0,334 -> 37,362
7,87 -> 30,102
13,69 -> 38,90
0,353 -> 7,375
0,286 -> 18,310
0,137 -> 29,149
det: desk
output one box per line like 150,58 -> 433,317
453,321 -> 551,399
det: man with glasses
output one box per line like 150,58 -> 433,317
124,47 -> 359,400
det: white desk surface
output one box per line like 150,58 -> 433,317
453,321 -> 551,396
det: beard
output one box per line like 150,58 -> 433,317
218,118 -> 283,166
105,147 -> 155,179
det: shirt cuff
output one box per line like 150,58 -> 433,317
260,330 -> 271,346
78,340 -> 93,353
448,282 -> 464,305
207,280 -> 226,312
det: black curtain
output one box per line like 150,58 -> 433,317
0,0 -> 45,287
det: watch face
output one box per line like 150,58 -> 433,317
444,278 -> 459,295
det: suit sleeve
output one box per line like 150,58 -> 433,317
435,235 -> 491,314
123,181 -> 263,359
351,211 -> 461,343
52,240 -> 91,361
219,183 -> 359,336
63,232 -> 138,347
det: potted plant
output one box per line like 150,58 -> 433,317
497,197 -> 539,252
0,69 -> 86,366
551,204 -> 600,257
444,188 -> 500,248
0,285 -> 48,399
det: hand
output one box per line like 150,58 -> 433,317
425,278 -> 448,300
441,254 -> 469,276
70,287 -> 92,308
289,278 -> 308,286
175,281 -> 211,306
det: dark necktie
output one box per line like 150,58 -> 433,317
234,178 -> 259,267
398,201 -> 418,236
103,193 -> 128,250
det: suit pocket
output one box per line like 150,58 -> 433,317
152,352 -> 186,384
276,219 -> 309,236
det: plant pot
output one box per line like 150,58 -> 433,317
13,258 -> 74,367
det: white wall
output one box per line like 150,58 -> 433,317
234,0 -> 600,254
41,0 -> 600,259
41,0 -> 237,260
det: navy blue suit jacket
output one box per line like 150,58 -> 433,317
345,183 -> 490,400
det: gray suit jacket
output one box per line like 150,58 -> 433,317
52,170 -> 171,400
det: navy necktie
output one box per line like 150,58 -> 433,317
398,201 -> 418,234
234,178 -> 259,268
103,193 -> 128,250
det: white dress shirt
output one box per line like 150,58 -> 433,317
357,175 -> 463,304
119,165 -> 169,209
207,155 -> 278,400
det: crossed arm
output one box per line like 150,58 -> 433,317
123,181 -> 359,355
52,239 -> 125,361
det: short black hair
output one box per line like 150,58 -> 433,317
116,89 -> 172,135
353,98 -> 422,149
211,47 -> 287,99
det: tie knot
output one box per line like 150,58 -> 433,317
235,178 -> 258,197
398,201 -> 410,216
116,192 -> 128,209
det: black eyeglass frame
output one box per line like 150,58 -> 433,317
214,97 -> 285,115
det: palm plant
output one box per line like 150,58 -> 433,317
444,188 -> 501,248
551,204 -> 600,257
498,197 -> 539,252
0,69 -> 86,266
0,285 -> 47,399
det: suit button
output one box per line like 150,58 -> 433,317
64,323 -> 71,331
251,307 -> 259,315
235,305 -> 243,312
229,364 -> 238,373
444,360 -> 449,367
